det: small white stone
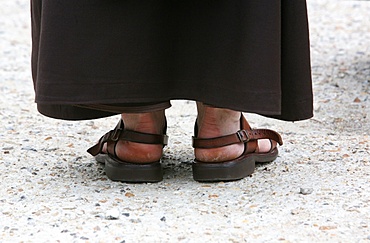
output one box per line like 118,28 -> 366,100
105,209 -> 120,220
300,188 -> 314,195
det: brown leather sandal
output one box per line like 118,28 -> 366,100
87,119 -> 168,183
192,114 -> 283,182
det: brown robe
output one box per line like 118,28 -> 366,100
31,0 -> 313,121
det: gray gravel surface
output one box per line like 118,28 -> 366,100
1,1 -> 370,242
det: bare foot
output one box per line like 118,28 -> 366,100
104,110 -> 166,163
194,103 -> 274,163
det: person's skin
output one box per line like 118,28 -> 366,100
195,103 -> 274,162
115,110 -> 166,163
195,103 -> 246,162
105,102 -> 273,163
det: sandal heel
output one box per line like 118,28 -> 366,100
105,156 -> 163,183
192,157 -> 255,182
192,114 -> 282,182
87,119 -> 168,183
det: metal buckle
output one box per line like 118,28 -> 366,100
111,128 -> 122,141
236,130 -> 249,142
163,135 -> 169,146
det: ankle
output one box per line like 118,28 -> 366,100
196,103 -> 241,138
113,111 -> 166,163
121,110 -> 166,134
194,103 -> 244,162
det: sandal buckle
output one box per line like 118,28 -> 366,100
111,128 -> 122,141
236,130 -> 250,143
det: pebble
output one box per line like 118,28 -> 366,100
21,146 -> 37,152
300,188 -> 314,195
2,147 -> 14,150
105,209 -> 120,220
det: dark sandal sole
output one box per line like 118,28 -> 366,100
193,148 -> 279,182
95,154 -> 107,164
193,155 -> 255,182
104,156 -> 163,183
255,147 -> 279,163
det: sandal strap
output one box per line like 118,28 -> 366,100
192,115 -> 283,149
87,120 -> 168,156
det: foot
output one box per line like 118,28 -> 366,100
103,110 -> 166,163
194,103 -> 274,163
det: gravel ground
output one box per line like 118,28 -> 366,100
1,1 -> 370,242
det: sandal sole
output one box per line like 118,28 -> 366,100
255,147 -> 279,163
193,155 -> 255,182
193,148 -> 279,182
104,156 -> 163,183
95,154 -> 107,164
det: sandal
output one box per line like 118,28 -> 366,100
192,114 -> 283,182
87,119 -> 168,182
